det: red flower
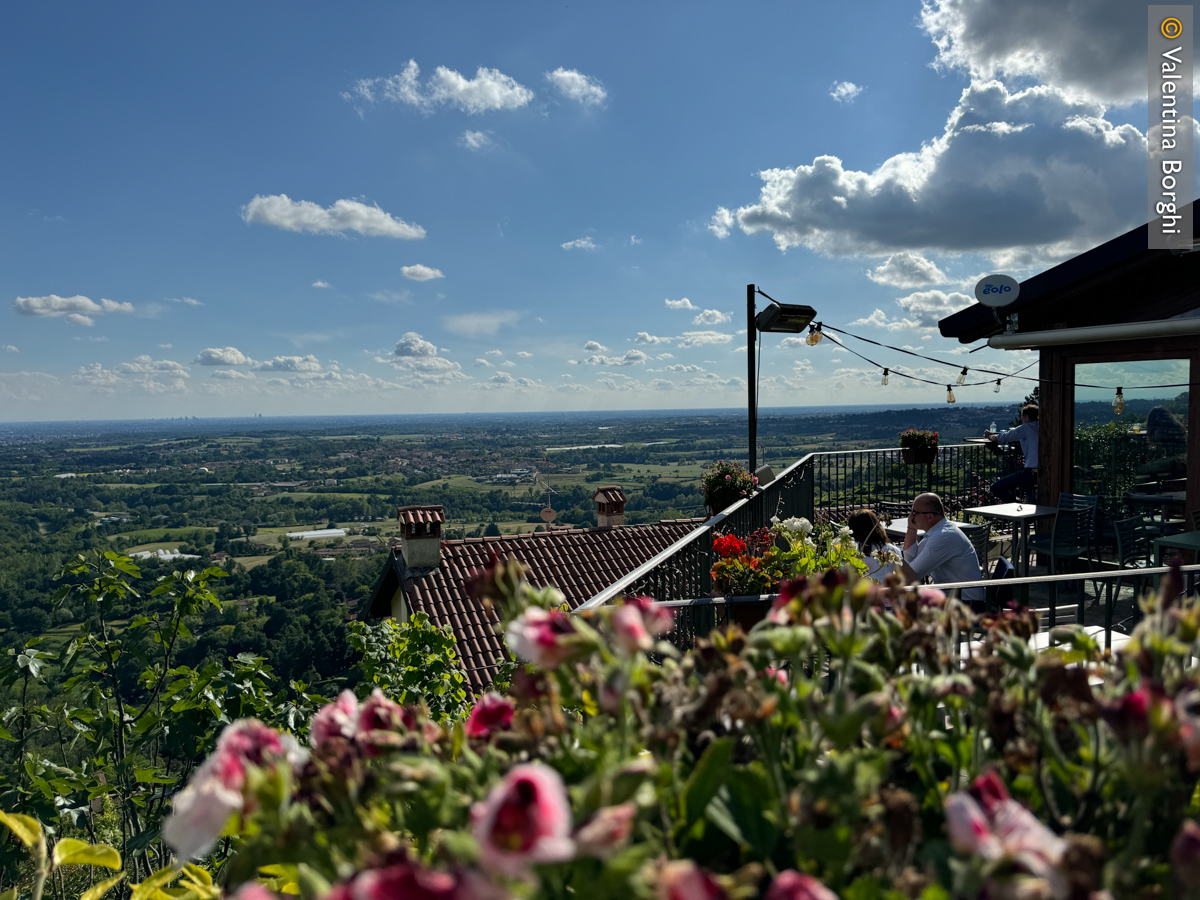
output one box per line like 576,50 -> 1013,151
465,693 -> 515,740
713,533 -> 747,559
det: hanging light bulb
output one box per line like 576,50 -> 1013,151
805,324 -> 824,346
957,366 -> 968,385
994,379 -> 1002,393
946,384 -> 956,404
881,368 -> 889,386
1112,387 -> 1125,415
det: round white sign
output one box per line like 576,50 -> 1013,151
974,274 -> 1020,308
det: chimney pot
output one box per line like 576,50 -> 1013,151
396,504 -> 445,567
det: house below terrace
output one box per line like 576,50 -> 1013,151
366,488 -> 705,693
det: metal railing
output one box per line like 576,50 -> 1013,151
577,443 -> 1019,612
655,564 -> 1200,654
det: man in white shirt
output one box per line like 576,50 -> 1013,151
986,405 -> 1039,503
900,492 -> 984,607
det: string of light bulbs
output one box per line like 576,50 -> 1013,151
799,320 -> 1198,411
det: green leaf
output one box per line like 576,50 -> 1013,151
53,838 -> 122,869
0,811 -> 43,848
0,724 -> 15,742
135,768 -> 176,785
130,865 -> 178,900
682,736 -> 734,828
80,873 -> 126,900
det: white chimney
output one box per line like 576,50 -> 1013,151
592,486 -> 627,528
396,504 -> 445,568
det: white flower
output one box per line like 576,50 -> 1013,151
837,525 -> 856,547
776,516 -> 813,537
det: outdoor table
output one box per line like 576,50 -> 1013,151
1129,491 -> 1187,535
963,503 -> 1059,578
1152,529 -> 1200,591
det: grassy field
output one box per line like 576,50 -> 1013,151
109,526 -> 217,543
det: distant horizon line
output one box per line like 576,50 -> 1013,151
0,401 -> 1025,428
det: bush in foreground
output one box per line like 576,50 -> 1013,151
8,560 -> 1200,899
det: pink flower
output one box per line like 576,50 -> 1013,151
573,803 -> 637,858
323,855 -> 504,900
229,885 -> 281,900
764,871 -> 838,900
656,861 -> 728,900
472,763 -> 574,875
163,719 -> 305,861
465,693 -> 515,740
611,596 -> 673,654
725,474 -> 731,480
945,775 -> 1067,897
355,688 -> 407,755
763,666 -> 789,686
505,607 -> 579,669
944,794 -> 1002,860
310,690 -> 358,748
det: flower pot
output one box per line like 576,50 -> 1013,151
901,446 -> 937,465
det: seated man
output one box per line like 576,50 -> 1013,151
900,492 -> 984,607
986,404 -> 1039,503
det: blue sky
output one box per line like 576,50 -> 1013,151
1,0 -> 1193,420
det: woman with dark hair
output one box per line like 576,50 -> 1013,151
847,509 -> 902,581
1138,406 -> 1188,480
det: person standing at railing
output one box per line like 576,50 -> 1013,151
900,492 -> 984,606
847,509 -> 902,581
985,404 -> 1039,503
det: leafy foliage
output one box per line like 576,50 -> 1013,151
347,616 -> 468,722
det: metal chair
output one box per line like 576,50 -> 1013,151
957,522 -> 991,573
1105,516 -> 1154,638
1028,506 -> 1093,627
984,555 -> 1015,613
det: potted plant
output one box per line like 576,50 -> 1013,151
701,459 -> 756,516
898,428 -> 939,464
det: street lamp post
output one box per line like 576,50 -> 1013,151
746,283 -> 817,479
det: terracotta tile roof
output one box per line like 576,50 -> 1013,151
591,486 -> 627,505
369,518 -> 705,694
397,505 -> 446,526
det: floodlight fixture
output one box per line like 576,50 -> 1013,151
754,302 -> 817,334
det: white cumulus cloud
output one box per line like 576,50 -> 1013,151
241,194 -> 426,239
401,264 -> 444,281
312,280 -> 331,289
867,252 -> 949,288
708,207 -> 735,238
584,350 -> 648,367
718,79 -> 1148,264
393,332 -> 438,358
167,296 -> 204,306
195,347 -> 255,366
2,345 -> 17,353
14,294 -> 135,326
257,355 -> 323,372
634,332 -> 670,344
693,309 -> 731,326
665,297 -> 697,310
211,369 -> 256,380
921,0 -> 1151,106
830,81 -> 864,103
545,68 -> 607,106
345,60 -> 534,115
676,331 -> 734,348
561,237 -> 596,251
517,350 -> 533,358
583,340 -> 608,352
474,358 -> 491,367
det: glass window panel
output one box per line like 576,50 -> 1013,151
1073,360 -> 1188,525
